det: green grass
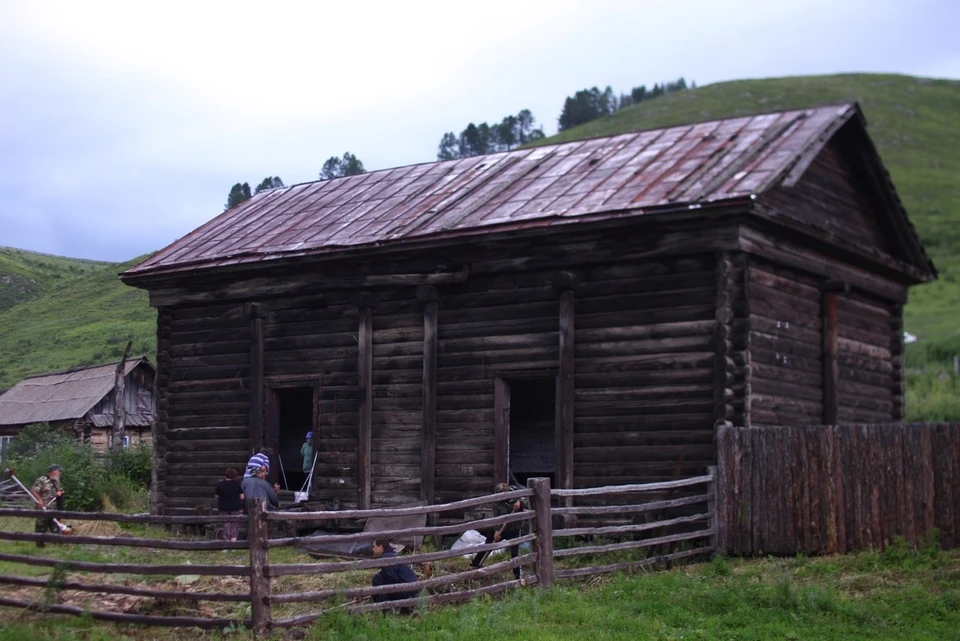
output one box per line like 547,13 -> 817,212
0,547 -> 956,640
535,73 -> 960,366
0,247 -> 110,313
0,256 -> 156,390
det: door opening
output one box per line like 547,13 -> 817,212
507,378 -> 556,487
270,387 -> 315,492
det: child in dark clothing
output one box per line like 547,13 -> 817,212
371,539 -> 419,603
215,468 -> 244,541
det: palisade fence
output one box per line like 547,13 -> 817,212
716,423 -> 960,556
0,475 -> 717,634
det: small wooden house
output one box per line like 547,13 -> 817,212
0,358 -> 156,455
122,104 -> 935,514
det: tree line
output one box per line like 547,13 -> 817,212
433,77 -> 692,160
224,153 -> 367,210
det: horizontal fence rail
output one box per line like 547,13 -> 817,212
0,474 -> 716,633
716,423 -> 960,556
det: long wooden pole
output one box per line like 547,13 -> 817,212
419,286 -> 438,507
358,303 -> 374,510
110,341 -> 133,453
248,498 -> 271,635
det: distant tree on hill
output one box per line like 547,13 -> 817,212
558,86 -> 618,131
225,182 -> 252,210
320,153 -> 366,180
436,109 -> 545,160
255,176 -> 285,193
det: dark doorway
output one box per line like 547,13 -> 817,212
507,378 -> 556,487
270,387 -> 315,492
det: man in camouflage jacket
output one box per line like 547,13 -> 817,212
31,464 -> 63,546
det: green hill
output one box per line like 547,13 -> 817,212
534,73 -> 960,364
0,246 -> 111,312
0,256 -> 156,390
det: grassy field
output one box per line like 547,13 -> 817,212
0,539 -> 955,640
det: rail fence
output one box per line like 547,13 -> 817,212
716,423 -> 960,556
0,475 -> 716,634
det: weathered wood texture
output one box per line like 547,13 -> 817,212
716,424 -> 957,556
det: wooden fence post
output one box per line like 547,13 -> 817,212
707,465 -> 719,555
527,477 -> 554,588
248,499 -> 271,635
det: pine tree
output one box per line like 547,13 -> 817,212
225,182 -> 252,210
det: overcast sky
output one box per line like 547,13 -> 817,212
1,0 -> 958,261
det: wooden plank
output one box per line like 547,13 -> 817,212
358,304 -> 373,509
528,477 -> 554,587
248,498 -> 271,635
494,377 -> 509,485
553,546 -> 712,579
822,291 -> 839,425
551,475 -> 713,497
420,294 -> 438,505
249,311 -> 265,454
558,290 -> 575,496
0,597 -> 244,629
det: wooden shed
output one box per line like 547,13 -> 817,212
122,103 -> 934,514
0,358 -> 156,455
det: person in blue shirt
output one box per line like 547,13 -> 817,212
371,539 -> 419,603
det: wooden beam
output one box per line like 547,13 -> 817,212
247,305 -> 267,455
822,290 -> 839,425
713,253 -> 735,430
420,288 -> 438,506
357,303 -> 374,509
494,377 -> 509,485
557,290 -> 575,495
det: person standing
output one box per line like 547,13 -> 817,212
31,464 -> 63,548
215,468 -> 244,541
371,539 -> 419,603
242,466 -> 280,511
301,432 -> 314,489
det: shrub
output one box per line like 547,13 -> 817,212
6,424 -> 151,511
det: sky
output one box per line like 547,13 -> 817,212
0,0 -> 958,262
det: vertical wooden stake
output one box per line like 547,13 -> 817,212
822,290 -> 839,425
707,465 -> 719,555
358,304 -> 374,510
557,290 -> 575,502
419,287 -> 439,507
248,498 -> 271,635
527,477 -> 554,588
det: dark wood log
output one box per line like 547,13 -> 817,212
0,596 -> 245,629
554,546 -> 712,579
0,574 -> 249,602
0,552 -> 249,576
0,508 -> 245,524
249,310 -> 265,454
0,531 -> 247,550
269,553 -> 533,604
558,290 -> 575,496
421,296 -> 438,505
528,477 -> 554,588
553,512 -> 708,538
554,527 -> 714,558
494,377 -> 509,484
358,303 -> 373,509
248,498 -> 271,635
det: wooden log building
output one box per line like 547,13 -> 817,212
122,104 -> 935,515
0,358 -> 155,455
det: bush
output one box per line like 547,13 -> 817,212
6,424 -> 150,512
106,442 -> 152,489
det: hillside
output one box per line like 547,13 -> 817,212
0,246 -> 111,312
534,73 -> 960,364
0,256 -> 156,390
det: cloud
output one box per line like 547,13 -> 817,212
0,0 -> 957,260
